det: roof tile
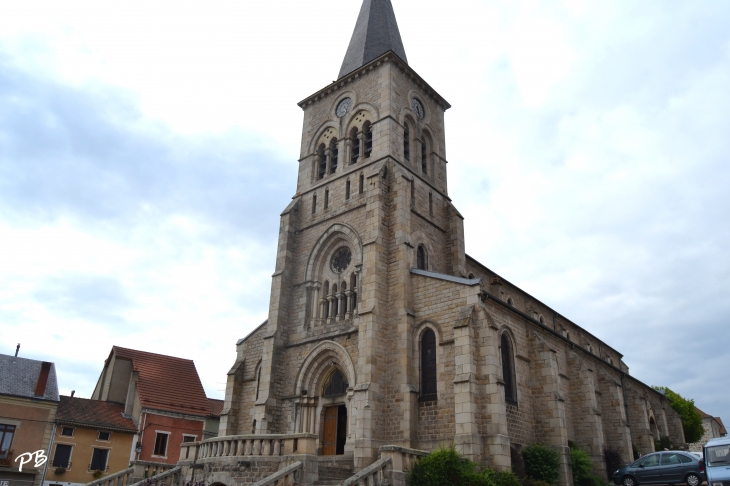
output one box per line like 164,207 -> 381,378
57,396 -> 136,432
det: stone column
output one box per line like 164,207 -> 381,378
325,147 -> 333,174
597,369 -> 634,464
453,303 -> 482,462
357,131 -> 365,160
345,290 -> 353,319
327,295 -> 335,324
569,352 -> 606,475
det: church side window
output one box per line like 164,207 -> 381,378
429,192 -> 433,216
364,122 -> 372,158
350,273 -> 358,310
501,333 -> 517,404
404,124 -> 410,162
324,189 -> 329,209
410,179 -> 415,207
323,281 -> 330,319
346,180 -> 351,200
332,283 -> 338,317
330,139 -> 338,174
359,174 -> 364,194
417,245 -> 427,270
420,329 -> 437,401
421,140 -> 428,175
255,365 -> 262,401
318,144 -> 327,180
312,194 -> 317,214
351,128 -> 360,164
341,281 -> 347,314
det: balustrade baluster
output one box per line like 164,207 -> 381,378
252,439 -> 261,455
273,439 -> 281,455
245,439 -> 253,455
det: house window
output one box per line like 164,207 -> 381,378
420,329 -> 437,401
182,435 -> 196,443
323,369 -> 349,397
89,448 -> 109,471
60,427 -> 74,437
153,432 -> 169,457
0,424 -> 15,459
52,443 -> 73,468
417,245 -> 427,270
97,431 -> 110,441
501,333 -> 517,404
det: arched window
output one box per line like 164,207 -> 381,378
346,180 -> 351,200
350,273 -> 358,308
330,139 -> 338,174
323,369 -> 349,397
363,122 -> 372,158
420,329 -> 437,401
318,144 -> 326,179
421,140 -> 428,175
255,365 -> 262,400
507,297 -> 514,306
359,174 -> 364,194
312,194 -> 317,214
539,315 -> 545,325
501,333 -> 517,404
324,189 -> 329,209
410,179 -> 415,207
468,273 -> 475,279
341,282 -> 347,314
404,123 -> 410,162
417,245 -> 427,270
350,128 -> 359,164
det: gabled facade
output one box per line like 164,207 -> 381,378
90,346 -> 211,466
44,396 -> 136,486
0,353 -> 59,486
689,408 -> 727,452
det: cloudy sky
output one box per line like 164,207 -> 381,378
1,0 -> 729,426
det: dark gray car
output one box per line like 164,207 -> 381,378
612,451 -> 706,486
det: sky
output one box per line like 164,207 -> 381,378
1,0 -> 729,429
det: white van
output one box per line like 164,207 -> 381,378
704,437 -> 730,486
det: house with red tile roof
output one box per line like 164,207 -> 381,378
44,396 -> 136,486
689,407 -> 727,451
90,347 -> 212,467
204,399 -> 224,440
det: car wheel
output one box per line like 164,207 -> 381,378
622,476 -> 637,486
685,473 -> 700,486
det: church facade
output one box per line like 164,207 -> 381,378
199,1 -> 685,484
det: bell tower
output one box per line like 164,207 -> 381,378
228,0 -> 469,469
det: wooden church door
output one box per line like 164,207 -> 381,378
322,406 -> 338,455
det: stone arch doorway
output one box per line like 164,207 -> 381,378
320,368 -> 349,456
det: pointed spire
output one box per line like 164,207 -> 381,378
338,0 -> 408,79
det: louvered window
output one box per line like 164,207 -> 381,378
90,448 -> 109,470
351,130 -> 360,164
420,329 -> 437,401
364,124 -> 372,158
318,145 -> 327,179
404,124 -> 410,162
52,443 -> 72,468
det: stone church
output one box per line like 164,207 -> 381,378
179,1 -> 686,485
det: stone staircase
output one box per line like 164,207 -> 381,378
313,457 -> 355,485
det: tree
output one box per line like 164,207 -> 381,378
654,386 -> 704,443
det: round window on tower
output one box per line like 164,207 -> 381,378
331,247 -> 352,273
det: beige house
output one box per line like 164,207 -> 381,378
175,1 -> 686,485
689,408 -> 727,452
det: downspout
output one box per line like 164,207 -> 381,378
40,423 -> 57,486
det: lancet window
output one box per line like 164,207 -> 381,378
501,333 -> 517,404
323,369 -> 349,397
421,140 -> 428,175
364,122 -> 372,158
404,123 -> 410,162
346,180 -> 350,200
351,128 -> 360,164
330,139 -> 338,173
420,329 -> 437,401
318,144 -> 327,179
417,245 -> 427,270
359,174 -> 364,194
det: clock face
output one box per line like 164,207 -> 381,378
412,98 -> 425,119
336,98 -> 352,118
331,247 -> 352,273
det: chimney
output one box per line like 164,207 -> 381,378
34,362 -> 52,397
15,343 -> 20,357
71,390 -> 75,397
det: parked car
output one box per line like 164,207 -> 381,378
612,451 -> 706,486
689,452 -> 703,461
704,437 -> 730,486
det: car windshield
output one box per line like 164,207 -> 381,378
706,445 -> 730,466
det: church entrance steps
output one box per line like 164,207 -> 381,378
313,455 -> 355,485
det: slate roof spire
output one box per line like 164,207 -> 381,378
338,0 -> 408,79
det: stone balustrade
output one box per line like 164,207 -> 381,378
85,467 -> 134,486
179,434 -> 318,462
341,456 -> 391,486
251,461 -> 302,486
128,466 -> 181,486
379,445 -> 429,486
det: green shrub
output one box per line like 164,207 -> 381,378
570,446 -> 592,485
407,447 -> 520,486
496,470 -> 522,486
654,436 -> 673,451
603,447 -> 624,477
578,475 -> 607,486
522,445 -> 560,486
522,478 -> 552,486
